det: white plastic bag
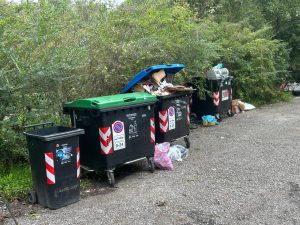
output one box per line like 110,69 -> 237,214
168,145 -> 189,161
154,142 -> 173,170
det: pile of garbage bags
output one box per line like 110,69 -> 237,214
154,142 -> 189,170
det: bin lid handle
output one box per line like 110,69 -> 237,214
123,97 -> 136,102
91,100 -> 101,106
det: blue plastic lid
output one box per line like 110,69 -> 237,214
120,64 -> 185,94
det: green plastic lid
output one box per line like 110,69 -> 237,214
64,92 -> 157,110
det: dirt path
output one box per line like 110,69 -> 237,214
4,97 -> 300,225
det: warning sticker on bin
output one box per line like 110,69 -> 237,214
222,90 -> 229,101
112,121 -> 126,150
168,106 -> 176,130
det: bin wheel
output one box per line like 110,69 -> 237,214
184,136 -> 190,149
107,171 -> 115,187
215,113 -> 222,122
147,157 -> 155,173
227,109 -> 234,117
28,190 -> 37,204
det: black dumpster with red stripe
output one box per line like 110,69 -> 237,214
63,92 -> 157,186
154,91 -> 192,147
120,64 -> 193,148
190,68 -> 234,120
24,123 -> 84,209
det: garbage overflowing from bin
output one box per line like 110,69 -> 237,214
63,92 -> 157,186
190,64 -> 234,121
131,69 -> 193,96
23,122 -> 84,209
121,64 -> 194,148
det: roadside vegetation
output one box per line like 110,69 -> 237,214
0,0 -> 299,199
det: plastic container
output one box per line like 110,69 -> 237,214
24,123 -> 84,209
63,92 -> 157,186
120,64 -> 192,148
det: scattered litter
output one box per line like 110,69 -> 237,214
243,102 -> 255,111
154,142 -> 173,170
202,115 -> 218,126
232,99 -> 255,113
132,69 -> 194,96
168,145 -> 189,161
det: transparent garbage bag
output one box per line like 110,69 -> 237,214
168,145 -> 189,161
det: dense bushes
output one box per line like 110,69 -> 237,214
0,0 -> 296,165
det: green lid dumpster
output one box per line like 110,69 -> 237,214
63,92 -> 157,186
23,123 -> 84,209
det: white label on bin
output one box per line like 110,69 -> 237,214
112,121 -> 126,150
128,121 -> 139,140
222,90 -> 229,101
168,106 -> 176,130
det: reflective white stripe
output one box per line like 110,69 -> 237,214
77,168 -> 80,178
213,99 -> 219,104
159,112 -> 168,121
101,142 -> 112,154
99,128 -> 111,138
77,152 -> 80,178
151,132 -> 155,141
45,154 -> 54,168
214,92 -> 219,98
46,170 -> 55,183
160,123 -> 168,132
99,127 -> 113,154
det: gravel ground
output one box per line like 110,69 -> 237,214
4,97 -> 300,225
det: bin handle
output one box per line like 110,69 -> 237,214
91,100 -> 100,106
123,97 -> 136,102
24,122 -> 54,130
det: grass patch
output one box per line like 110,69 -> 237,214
0,164 -> 32,200
80,178 -> 93,190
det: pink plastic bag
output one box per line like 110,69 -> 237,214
154,142 -> 173,170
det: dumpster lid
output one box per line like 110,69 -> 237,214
24,126 -> 85,142
63,92 -> 157,110
120,64 -> 185,94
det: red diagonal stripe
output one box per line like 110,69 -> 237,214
47,178 -> 55,185
100,135 -> 112,147
160,127 -> 169,132
45,152 -> 53,159
159,119 -> 168,126
160,111 -> 167,116
99,127 -> 110,134
46,163 -> 55,174
150,126 -> 155,133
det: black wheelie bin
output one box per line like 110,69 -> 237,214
24,122 -> 84,209
120,64 -> 193,148
63,92 -> 157,186
190,66 -> 234,121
